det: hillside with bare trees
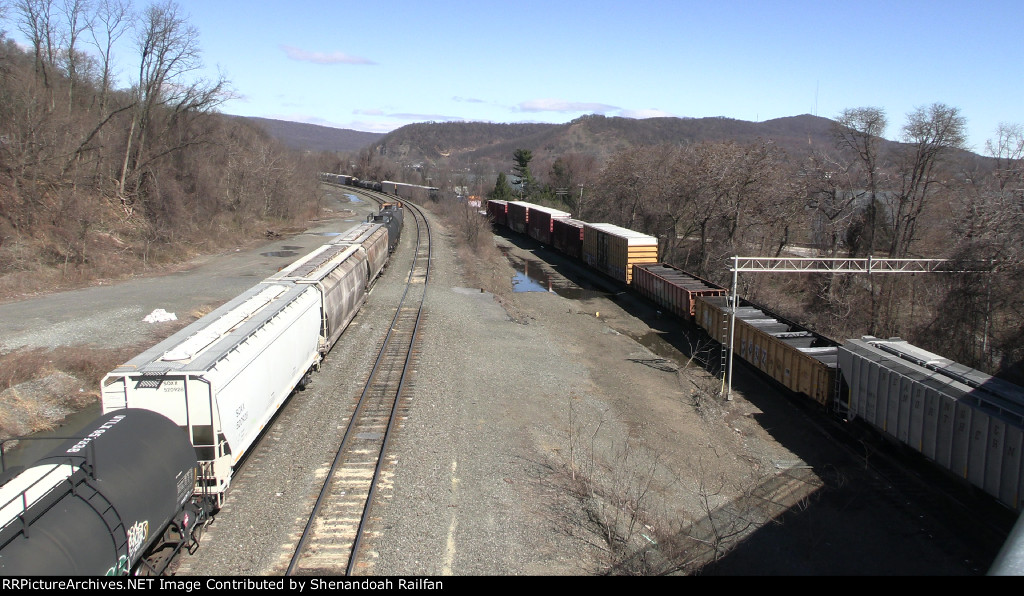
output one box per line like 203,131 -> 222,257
0,0 -> 325,300
343,112 -> 1022,382
581,108 -> 1023,382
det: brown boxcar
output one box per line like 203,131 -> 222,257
632,263 -> 727,319
486,200 -> 508,227
526,205 -> 571,245
581,223 -> 658,285
694,295 -> 838,406
507,201 -> 531,234
552,218 -> 585,260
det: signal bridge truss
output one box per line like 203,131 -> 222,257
722,256 -> 993,400
732,256 -> 992,274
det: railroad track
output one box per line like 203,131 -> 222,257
285,192 -> 431,576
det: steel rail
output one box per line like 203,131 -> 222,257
286,190 -> 428,576
347,198 -> 431,574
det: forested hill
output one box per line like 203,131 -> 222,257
367,114 -> 848,166
249,114 -> 845,164
239,117 -> 384,153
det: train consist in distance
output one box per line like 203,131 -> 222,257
0,198 -> 404,575
3,176 -> 1021,575
319,173 -> 438,201
487,198 -> 1024,513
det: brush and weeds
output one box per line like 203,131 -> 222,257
0,344 -> 155,445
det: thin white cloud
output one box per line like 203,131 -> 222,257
388,113 -> 464,122
619,108 -> 675,119
453,96 -> 486,104
516,98 -> 620,114
354,109 -> 465,123
280,45 -> 376,65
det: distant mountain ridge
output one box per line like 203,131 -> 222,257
368,114 -> 850,167
237,116 -> 384,153
245,113 -> 985,172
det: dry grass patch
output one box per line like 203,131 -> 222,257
0,344 -> 149,443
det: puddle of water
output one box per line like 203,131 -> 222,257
512,271 -> 551,293
261,250 -> 299,257
1,403 -> 102,471
501,248 -> 608,300
635,330 -> 684,362
345,194 -> 362,203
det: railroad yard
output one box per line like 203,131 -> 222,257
0,187 -> 1016,575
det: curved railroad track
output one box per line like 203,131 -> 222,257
285,190 -> 432,576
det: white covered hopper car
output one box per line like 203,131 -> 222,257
101,208 -> 402,508
100,283 -> 323,506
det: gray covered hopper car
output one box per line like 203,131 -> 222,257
330,222 -> 390,285
264,242 -> 368,352
839,337 -> 1024,511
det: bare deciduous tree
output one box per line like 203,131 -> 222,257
986,122 -> 1024,192
14,0 -> 58,90
548,152 -> 599,219
57,0 -> 90,110
88,0 -> 131,113
118,0 -> 227,212
889,103 -> 967,258
833,107 -> 887,256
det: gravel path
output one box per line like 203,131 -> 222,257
0,192 -> 371,354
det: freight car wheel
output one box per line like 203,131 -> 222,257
137,547 -> 175,576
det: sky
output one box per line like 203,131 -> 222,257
4,0 -> 1022,153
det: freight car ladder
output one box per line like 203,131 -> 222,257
832,366 -> 848,419
719,299 -> 731,381
72,467 -> 130,573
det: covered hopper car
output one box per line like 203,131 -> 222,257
840,337 -> 1024,511
101,283 -> 324,507
330,222 -> 390,285
101,203 -> 403,509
